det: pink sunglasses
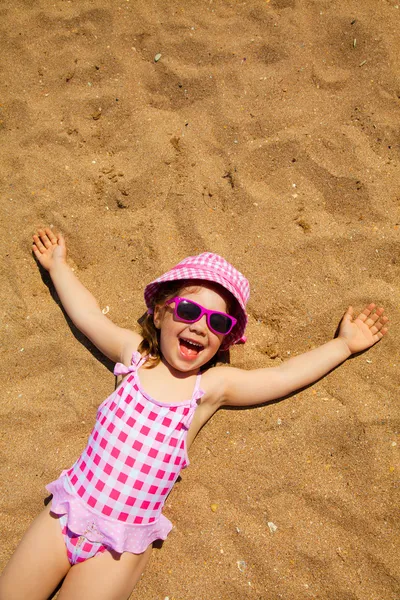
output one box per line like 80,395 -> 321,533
165,297 -> 237,336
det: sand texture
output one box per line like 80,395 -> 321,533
1,0 -> 399,598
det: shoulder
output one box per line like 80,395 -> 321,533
200,365 -> 237,407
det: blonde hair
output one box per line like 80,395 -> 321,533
137,280 -> 232,369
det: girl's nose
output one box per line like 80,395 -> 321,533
188,315 -> 208,335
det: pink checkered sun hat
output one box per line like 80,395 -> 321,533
144,253 -> 250,349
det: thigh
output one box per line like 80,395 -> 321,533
0,503 -> 70,600
57,544 -> 152,600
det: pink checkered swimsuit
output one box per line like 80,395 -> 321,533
47,351 -> 203,555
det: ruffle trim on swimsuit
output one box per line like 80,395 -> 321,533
46,473 -> 172,555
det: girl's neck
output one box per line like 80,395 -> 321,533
139,356 -> 200,404
159,355 -> 200,379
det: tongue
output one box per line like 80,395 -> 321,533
180,340 -> 200,358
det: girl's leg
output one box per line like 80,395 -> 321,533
0,504 -> 70,600
57,544 -> 152,600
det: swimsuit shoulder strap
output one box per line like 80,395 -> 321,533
191,371 -> 204,403
132,350 -> 148,368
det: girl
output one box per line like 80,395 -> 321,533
0,228 -> 388,600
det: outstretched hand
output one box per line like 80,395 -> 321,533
339,304 -> 389,354
32,228 -> 66,272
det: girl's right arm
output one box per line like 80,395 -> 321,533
32,228 -> 141,363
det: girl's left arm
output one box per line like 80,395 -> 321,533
219,304 -> 388,407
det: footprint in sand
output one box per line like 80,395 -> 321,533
94,166 -> 130,210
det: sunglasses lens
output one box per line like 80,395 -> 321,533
176,300 -> 202,322
210,313 -> 233,334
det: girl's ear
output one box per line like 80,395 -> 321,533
153,304 -> 163,329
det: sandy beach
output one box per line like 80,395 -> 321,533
1,0 -> 399,598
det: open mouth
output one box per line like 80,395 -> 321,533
179,337 -> 205,359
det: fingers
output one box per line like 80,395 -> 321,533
341,306 -> 353,323
357,303 -> 389,338
366,311 -> 383,329
373,326 -> 388,343
57,232 -> 65,248
358,304 -> 384,324
45,227 -> 58,245
370,315 -> 389,335
32,228 -> 60,253
357,303 -> 376,322
32,233 -> 46,253
32,244 -> 42,260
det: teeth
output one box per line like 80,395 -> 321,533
181,338 -> 203,348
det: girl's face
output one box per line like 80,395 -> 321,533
154,283 -> 230,373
